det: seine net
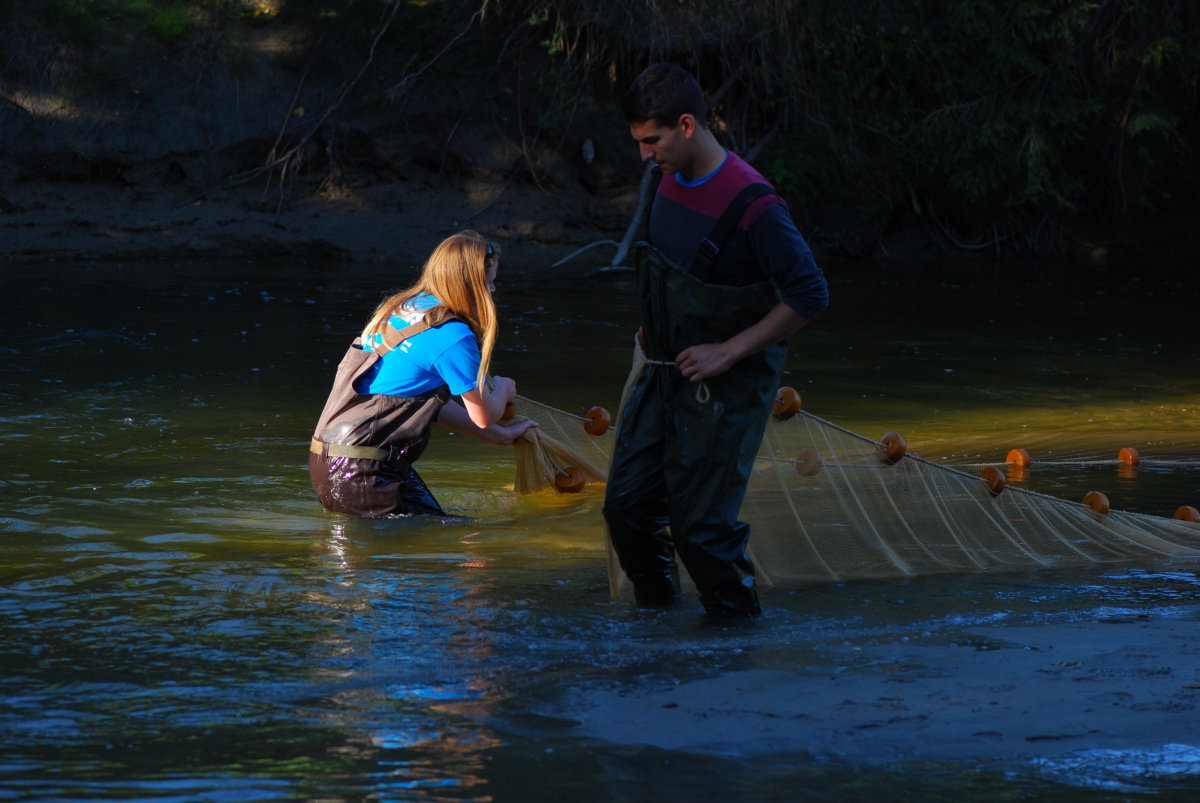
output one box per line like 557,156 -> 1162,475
508,346 -> 1200,597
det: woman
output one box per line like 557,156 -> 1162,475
309,231 -> 536,516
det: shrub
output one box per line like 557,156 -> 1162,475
43,0 -> 102,42
145,6 -> 193,42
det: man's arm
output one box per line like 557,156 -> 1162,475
676,201 -> 827,382
675,302 -> 807,382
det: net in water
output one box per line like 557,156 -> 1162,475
507,347 -> 1200,596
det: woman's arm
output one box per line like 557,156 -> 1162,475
459,375 -> 516,428
437,398 -> 536,445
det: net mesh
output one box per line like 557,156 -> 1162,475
509,347 -> 1200,596
505,400 -> 613,495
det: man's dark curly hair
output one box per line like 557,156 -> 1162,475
620,63 -> 708,130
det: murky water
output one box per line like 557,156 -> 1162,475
2,255 -> 1198,801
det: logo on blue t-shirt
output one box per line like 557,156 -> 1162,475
357,293 -> 481,397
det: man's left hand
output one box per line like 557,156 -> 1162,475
676,343 -> 736,382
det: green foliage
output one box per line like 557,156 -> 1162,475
542,0 -> 1200,234
766,157 -> 799,197
144,7 -> 193,41
43,0 -> 104,42
9,0 -> 1197,243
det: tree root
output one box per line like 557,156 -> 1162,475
551,239 -> 620,267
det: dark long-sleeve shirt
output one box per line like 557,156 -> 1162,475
647,151 -> 829,322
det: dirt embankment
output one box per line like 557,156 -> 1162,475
3,14 -> 1195,271
0,121 -> 642,271
0,10 -> 659,272
0,101 -> 654,272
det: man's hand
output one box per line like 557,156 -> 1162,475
672,303 -> 809,382
676,343 -> 737,382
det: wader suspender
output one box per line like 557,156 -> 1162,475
692,182 -> 774,283
308,317 -> 443,466
642,164 -> 774,283
643,165 -> 664,239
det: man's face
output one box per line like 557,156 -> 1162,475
629,115 -> 698,175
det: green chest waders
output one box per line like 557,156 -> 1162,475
602,241 -> 787,616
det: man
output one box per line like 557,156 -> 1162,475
602,63 -> 829,617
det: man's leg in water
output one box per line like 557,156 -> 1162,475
603,376 -> 680,605
662,382 -> 771,618
667,475 -> 760,617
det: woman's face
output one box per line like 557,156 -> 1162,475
485,260 -> 498,295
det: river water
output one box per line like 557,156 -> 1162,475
1,255 -> 1198,801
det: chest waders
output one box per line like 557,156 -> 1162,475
602,222 -> 787,616
309,319 -> 452,517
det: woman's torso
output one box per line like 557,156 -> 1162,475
356,293 -> 481,397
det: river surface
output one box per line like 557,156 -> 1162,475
2,255 -> 1199,801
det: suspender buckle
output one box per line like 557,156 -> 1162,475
694,238 -> 719,280
385,446 -> 412,472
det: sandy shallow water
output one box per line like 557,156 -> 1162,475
563,618 -> 1200,761
1,256 -> 1198,800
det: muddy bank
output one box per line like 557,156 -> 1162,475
556,617 -> 1200,762
0,123 -> 650,271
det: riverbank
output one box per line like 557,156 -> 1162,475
5,0 -> 1199,270
0,144 -> 631,270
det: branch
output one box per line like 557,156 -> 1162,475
548,161 -> 655,270
928,198 -> 1008,250
0,93 -> 31,115
386,9 -> 479,101
177,0 -> 403,208
550,239 -> 619,268
438,23 -> 524,185
265,67 -> 309,167
744,126 -> 777,162
609,161 -> 656,266
584,265 -> 634,277
707,70 -> 741,109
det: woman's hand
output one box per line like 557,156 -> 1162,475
487,418 -> 538,446
438,400 -> 537,445
491,375 -> 517,404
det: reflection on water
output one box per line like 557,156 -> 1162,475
1,257 -> 1198,800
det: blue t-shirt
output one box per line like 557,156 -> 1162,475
354,293 -> 481,397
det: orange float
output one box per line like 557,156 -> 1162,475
1174,506 -> 1200,524
795,448 -> 823,476
1006,448 -> 1031,468
876,431 -> 907,465
773,387 -> 802,420
503,401 -> 517,420
1082,491 -> 1110,515
1118,447 -> 1140,466
584,406 -> 611,436
980,466 -> 1006,495
555,467 -> 587,494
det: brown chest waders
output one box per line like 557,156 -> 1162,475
309,318 -> 453,517
602,174 -> 788,616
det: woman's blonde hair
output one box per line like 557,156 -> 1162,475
361,230 -> 500,394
